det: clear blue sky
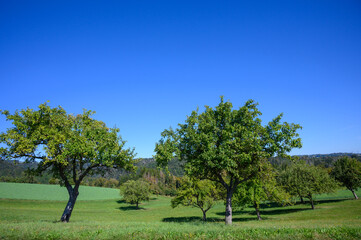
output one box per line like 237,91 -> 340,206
1,0 -> 360,158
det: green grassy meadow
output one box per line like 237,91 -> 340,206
0,182 -> 120,201
0,183 -> 360,239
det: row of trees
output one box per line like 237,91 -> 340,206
120,155 -> 360,222
167,156 -> 360,221
1,98 -> 360,224
154,97 -> 361,224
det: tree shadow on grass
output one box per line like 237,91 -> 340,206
215,210 -> 249,216
315,198 -> 348,204
118,205 -> 146,211
162,216 -> 262,223
260,208 -> 311,215
162,216 -> 221,223
215,207 -> 310,217
292,198 -> 348,206
259,202 -> 283,209
116,199 -> 146,211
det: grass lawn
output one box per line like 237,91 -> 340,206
0,183 -> 360,239
0,182 -> 120,200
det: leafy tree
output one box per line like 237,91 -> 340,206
233,162 -> 290,220
155,97 -> 302,224
122,179 -> 151,208
331,156 -> 361,199
0,103 -> 135,222
278,161 -> 338,209
171,177 -> 221,221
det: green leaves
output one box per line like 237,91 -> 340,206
155,97 -> 302,224
331,157 -> 361,194
155,97 -> 302,188
0,102 -> 136,186
122,179 -> 151,207
171,177 -> 221,217
278,161 -> 339,204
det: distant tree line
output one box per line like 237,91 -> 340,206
0,158 -> 180,196
270,153 -> 361,168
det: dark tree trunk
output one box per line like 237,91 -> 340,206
225,189 -> 233,225
136,201 -> 139,209
350,188 -> 358,200
309,195 -> 314,210
254,202 -> 262,220
202,209 -> 207,222
300,195 -> 305,204
61,187 -> 79,222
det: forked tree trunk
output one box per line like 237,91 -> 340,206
225,190 -> 233,225
61,186 -> 79,222
350,188 -> 358,200
254,201 -> 262,220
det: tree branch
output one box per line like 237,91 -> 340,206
77,163 -> 100,185
57,163 -> 73,195
72,158 -> 77,184
14,153 -> 46,161
217,173 -> 228,189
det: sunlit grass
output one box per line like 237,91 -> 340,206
0,182 -> 119,200
0,183 -> 360,239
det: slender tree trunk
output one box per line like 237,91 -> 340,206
350,188 -> 358,200
300,195 -> 305,204
225,189 -> 233,225
309,195 -> 314,210
61,187 -> 79,222
202,209 -> 207,222
136,201 -> 139,209
254,201 -> 262,220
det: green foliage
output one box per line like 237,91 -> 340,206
171,177 -> 221,221
0,102 -> 135,185
331,156 -> 361,199
0,102 -> 135,221
122,179 -> 151,208
270,153 -> 361,168
278,161 -> 339,209
140,167 -> 178,196
233,162 -> 290,220
87,177 -> 120,188
155,97 -> 302,224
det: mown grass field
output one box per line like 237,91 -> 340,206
0,182 -> 120,201
0,182 -> 360,239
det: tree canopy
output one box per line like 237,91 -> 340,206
122,179 -> 151,208
171,177 -> 221,221
331,156 -> 361,199
278,161 -> 339,209
233,161 -> 290,220
155,97 -> 302,224
0,103 -> 135,222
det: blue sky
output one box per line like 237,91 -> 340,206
1,0 -> 360,158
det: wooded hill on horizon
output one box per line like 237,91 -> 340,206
1,153 -> 360,185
